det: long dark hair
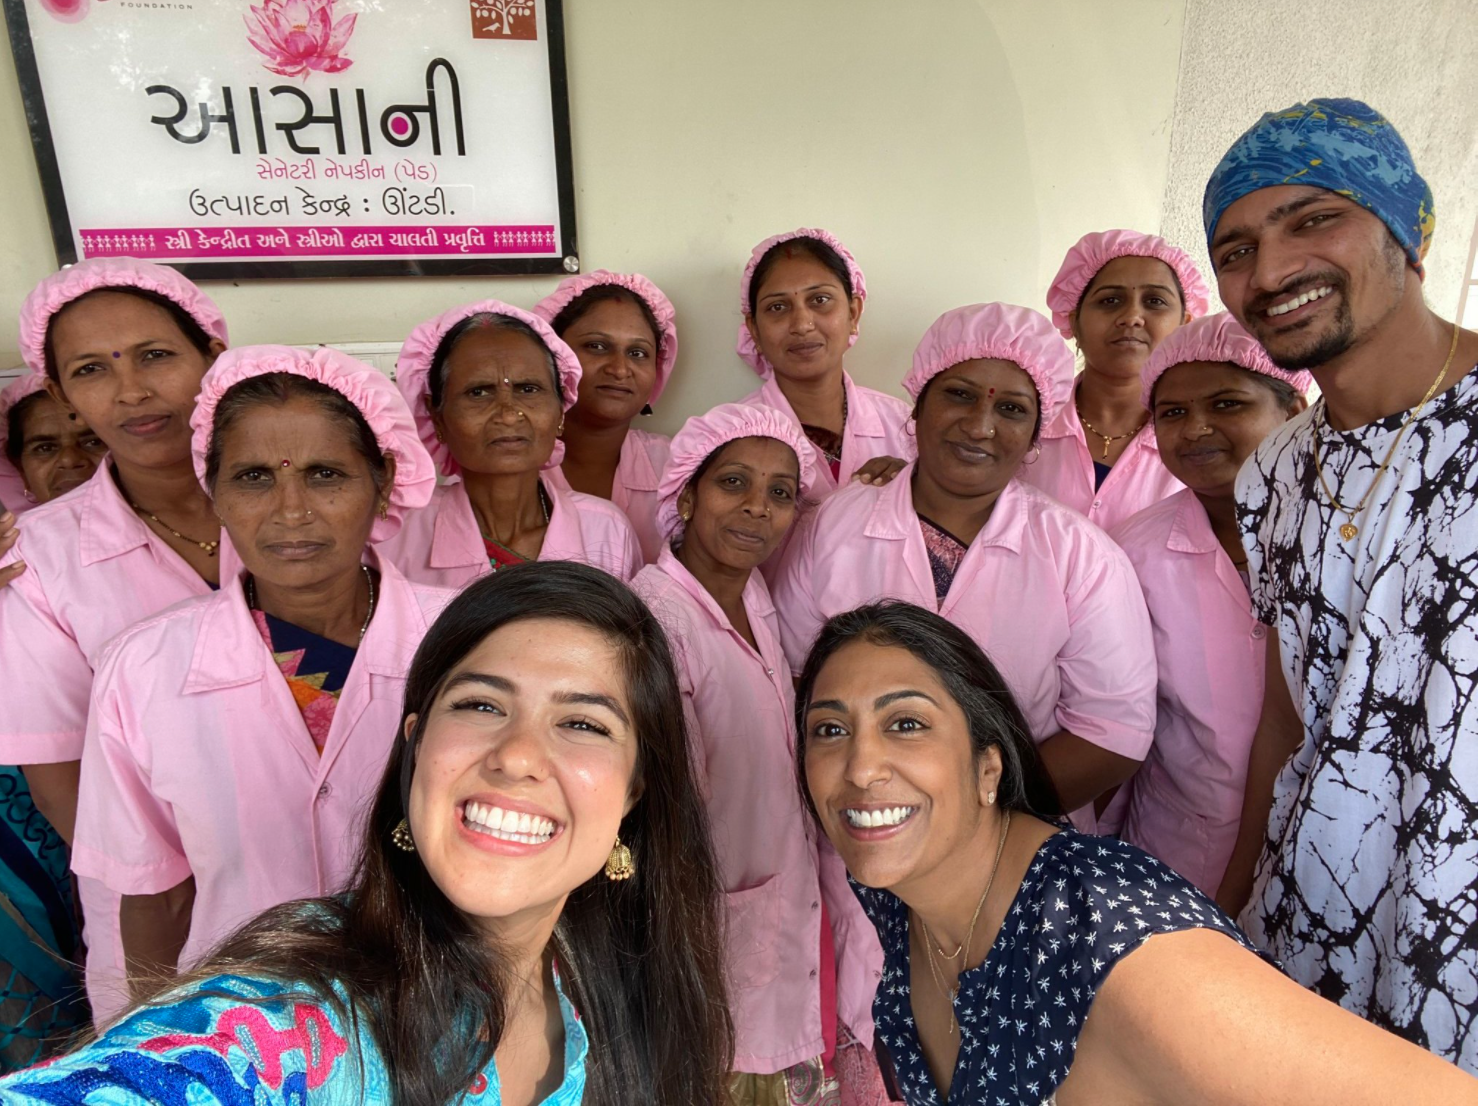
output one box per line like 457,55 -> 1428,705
43,286 -> 214,383
794,601 -> 1061,818
152,562 -> 733,1105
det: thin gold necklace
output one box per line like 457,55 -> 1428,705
128,500 -> 220,556
247,564 -> 377,642
916,809 -> 1012,1036
482,482 -> 552,565
1312,321 -> 1459,542
1076,401 -> 1148,461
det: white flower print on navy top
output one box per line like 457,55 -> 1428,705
853,829 -> 1261,1105
1235,365 -> 1478,1073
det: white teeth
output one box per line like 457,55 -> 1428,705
843,806 -> 916,828
1267,285 -> 1333,317
462,802 -> 556,842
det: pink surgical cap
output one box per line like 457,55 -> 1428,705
1140,312 -> 1313,409
20,257 -> 228,375
903,303 -> 1075,429
736,228 -> 867,379
532,270 -> 679,405
656,402 -> 818,540
191,345 -> 435,544
1046,230 -> 1211,340
0,373 -> 52,494
397,300 -> 583,475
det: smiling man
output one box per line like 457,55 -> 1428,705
1206,98 -> 1478,1071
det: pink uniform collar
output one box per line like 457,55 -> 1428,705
653,545 -> 776,633
426,480 -> 587,572
1165,489 -> 1222,557
183,550 -> 422,695
756,372 -> 891,441
858,461 -> 1029,555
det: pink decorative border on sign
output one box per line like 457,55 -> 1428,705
79,225 -> 558,260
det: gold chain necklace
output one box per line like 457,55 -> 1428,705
1312,321 -> 1460,542
482,482 -> 552,568
128,500 -> 220,557
915,809 -> 1012,1037
1076,402 -> 1148,461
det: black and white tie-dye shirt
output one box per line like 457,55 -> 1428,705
854,829 -> 1257,1105
1236,366 -> 1478,1072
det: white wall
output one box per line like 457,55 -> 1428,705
2,1 -> 1473,431
1161,0 -> 1478,320
0,0 -> 1185,425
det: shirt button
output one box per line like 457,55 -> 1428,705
766,667 -> 775,677
873,969 -> 882,979
1091,499 -> 1102,509
809,969 -> 818,979
1252,625 -> 1266,640
811,900 -> 819,910
318,783 -> 331,797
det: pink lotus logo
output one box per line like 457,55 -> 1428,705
245,0 -> 358,79
38,0 -> 107,22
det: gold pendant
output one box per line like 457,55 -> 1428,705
1339,522 -> 1358,541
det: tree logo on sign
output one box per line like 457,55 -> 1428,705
470,0 -> 537,40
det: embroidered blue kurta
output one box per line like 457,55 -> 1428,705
0,971 -> 588,1105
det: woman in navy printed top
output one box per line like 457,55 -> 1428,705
794,602 -> 1478,1105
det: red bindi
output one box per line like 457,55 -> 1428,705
111,351 -> 121,359
281,459 -> 291,467
988,388 -> 995,396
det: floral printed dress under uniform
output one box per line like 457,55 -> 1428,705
250,610 -> 355,752
0,970 -> 588,1105
855,829 -> 1261,1105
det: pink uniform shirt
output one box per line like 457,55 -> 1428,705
772,468 -> 1156,831
70,555 -> 450,980
632,550 -> 880,1072
546,427 -> 672,564
375,478 -> 642,588
0,467 -> 28,515
1111,489 -> 1267,893
1019,387 -> 1184,533
0,462 -> 223,1022
739,373 -> 912,500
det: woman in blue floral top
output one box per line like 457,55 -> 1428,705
0,562 -> 734,1106
794,601 -> 1478,1105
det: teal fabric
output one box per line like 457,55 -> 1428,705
0,970 -> 588,1105
0,768 -> 86,1073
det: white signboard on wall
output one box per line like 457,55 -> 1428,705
3,0 -> 577,278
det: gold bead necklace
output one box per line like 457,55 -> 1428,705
1312,321 -> 1459,542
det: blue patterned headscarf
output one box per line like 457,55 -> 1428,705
1203,98 -> 1435,277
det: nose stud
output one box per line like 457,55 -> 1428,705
985,427 -> 997,439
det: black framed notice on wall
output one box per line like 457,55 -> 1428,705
3,0 -> 578,279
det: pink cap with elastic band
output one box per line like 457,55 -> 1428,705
190,345 -> 435,544
736,228 -> 867,379
396,300 -> 583,476
656,402 -> 818,541
19,257 -> 229,375
1140,312 -> 1313,409
903,303 -> 1076,430
1045,230 -> 1211,340
532,270 -> 679,405
0,373 -> 52,493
